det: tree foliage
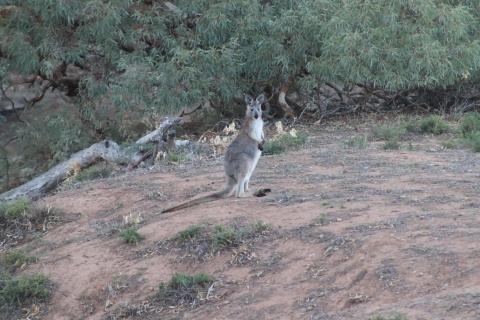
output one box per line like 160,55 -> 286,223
2,0 -> 480,118
1,0 -> 480,190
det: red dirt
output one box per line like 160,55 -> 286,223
10,122 -> 480,320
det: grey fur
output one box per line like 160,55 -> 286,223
161,94 -> 265,213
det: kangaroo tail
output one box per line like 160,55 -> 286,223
161,176 -> 237,213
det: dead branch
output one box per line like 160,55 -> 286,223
179,104 -> 202,117
127,150 -> 153,171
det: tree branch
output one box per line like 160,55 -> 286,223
179,104 -> 202,117
23,82 -> 54,107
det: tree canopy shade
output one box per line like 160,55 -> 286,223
2,0 -> 480,121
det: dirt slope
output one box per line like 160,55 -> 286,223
20,123 -> 480,320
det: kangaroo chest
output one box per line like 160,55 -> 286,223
248,118 -> 264,142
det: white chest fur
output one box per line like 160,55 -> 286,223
248,118 -> 264,143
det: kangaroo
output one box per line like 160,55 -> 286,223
161,94 -> 265,213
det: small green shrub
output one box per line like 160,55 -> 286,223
167,273 -> 213,290
263,131 -> 307,155
176,225 -> 204,241
262,139 -> 285,155
2,250 -> 38,272
344,134 -> 368,149
212,225 -> 237,249
417,115 -> 449,134
463,132 -> 480,152
0,273 -> 51,308
0,197 -> 30,220
460,112 -> 480,137
74,164 -> 113,182
167,151 -> 188,163
119,227 -> 144,244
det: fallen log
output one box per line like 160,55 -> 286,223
0,117 -> 182,201
0,140 -> 123,201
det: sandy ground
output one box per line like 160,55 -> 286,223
13,122 -> 480,320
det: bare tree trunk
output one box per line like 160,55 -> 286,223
278,79 -> 296,118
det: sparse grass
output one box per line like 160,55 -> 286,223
0,197 -> 30,220
403,115 -> 449,135
344,134 -> 368,149
167,273 -> 213,289
173,221 -> 271,262
0,202 -> 62,247
156,272 -> 213,307
263,131 -> 307,155
383,140 -> 400,150
73,163 -> 113,182
0,273 -> 51,313
2,250 -> 38,272
416,115 -> 449,134
167,151 -> 188,163
374,114 -> 480,153
441,139 -> 459,149
373,124 -> 405,141
251,220 -> 270,233
176,224 -> 204,241
119,227 -> 144,244
315,213 -> 329,225
374,116 -> 449,152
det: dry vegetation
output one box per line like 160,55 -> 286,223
1,114 -> 480,320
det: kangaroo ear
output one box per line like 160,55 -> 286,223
244,94 -> 254,105
256,94 -> 265,104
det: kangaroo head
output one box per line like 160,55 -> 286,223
244,94 -> 265,120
